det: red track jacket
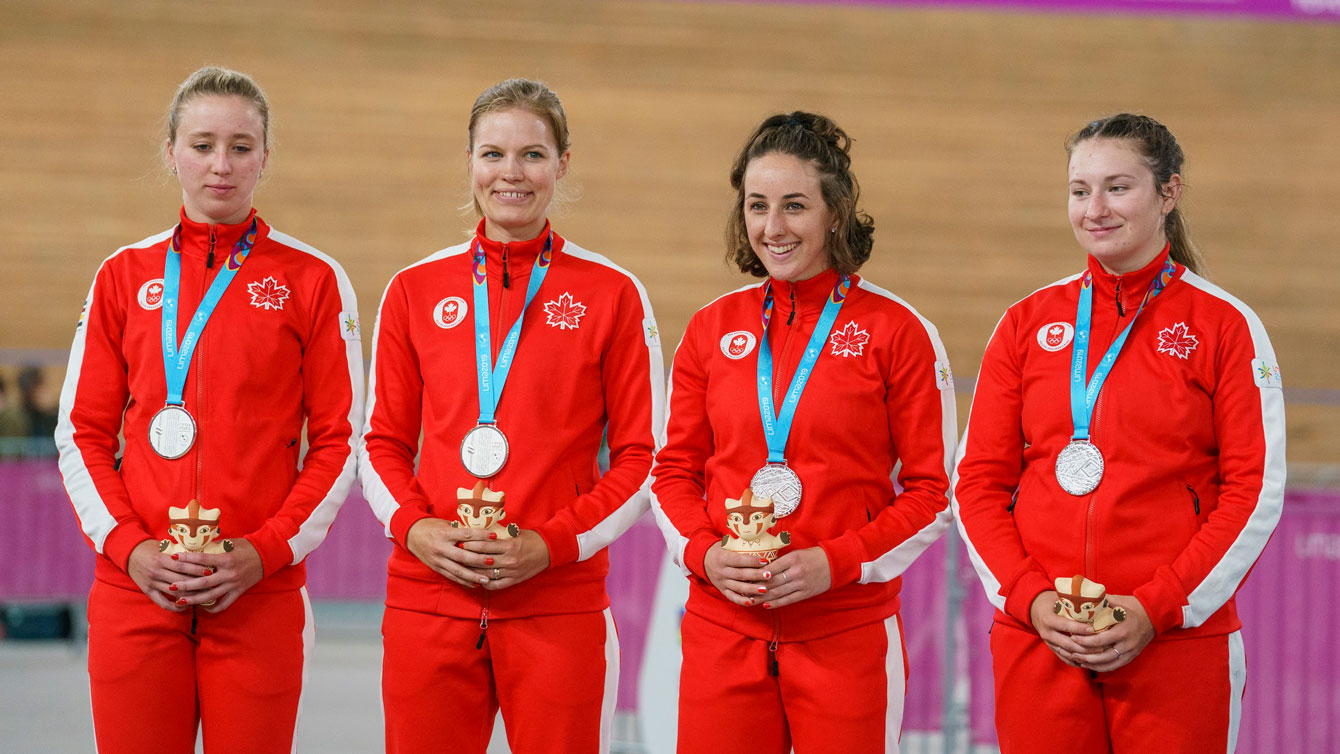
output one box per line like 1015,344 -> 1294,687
953,248 -> 1286,638
652,268 -> 957,642
359,221 -> 665,619
56,208 -> 365,592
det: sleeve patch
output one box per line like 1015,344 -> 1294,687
643,317 -> 661,348
934,360 -> 954,391
1251,358 -> 1281,389
340,312 -> 361,341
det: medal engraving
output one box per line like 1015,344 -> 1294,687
1055,440 -> 1104,496
749,463 -> 803,518
461,424 -> 509,478
149,405 -> 196,460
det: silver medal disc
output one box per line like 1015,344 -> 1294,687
1055,440 -> 1104,496
750,463 -> 803,518
461,424 -> 509,478
149,405 -> 196,460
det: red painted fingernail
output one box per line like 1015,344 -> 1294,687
762,571 -> 771,579
485,558 -> 495,566
176,598 -> 187,606
456,542 -> 463,548
489,532 -> 497,540
762,603 -> 772,609
747,597 -> 755,605
758,586 -> 768,594
171,554 -> 179,560
169,584 -> 178,592
759,558 -> 769,565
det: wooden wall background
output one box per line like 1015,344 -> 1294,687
2,0 -> 1336,464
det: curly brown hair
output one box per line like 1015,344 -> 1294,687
726,112 -> 875,277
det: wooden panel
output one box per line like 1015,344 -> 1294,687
1,0 -> 1336,460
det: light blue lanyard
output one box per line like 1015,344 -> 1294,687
756,275 -> 850,463
1069,260 -> 1176,440
472,234 -> 553,424
160,220 -> 258,405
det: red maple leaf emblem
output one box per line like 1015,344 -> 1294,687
247,276 -> 290,311
1155,321 -> 1198,359
146,282 -> 163,304
543,292 -> 586,330
829,321 -> 870,358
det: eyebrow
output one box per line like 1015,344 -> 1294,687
183,130 -> 259,140
476,143 -> 550,152
1069,173 -> 1139,184
746,191 -> 812,199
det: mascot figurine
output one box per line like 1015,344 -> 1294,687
451,481 -> 519,539
159,499 -> 232,556
159,499 -> 232,607
1053,575 -> 1127,632
721,489 -> 791,563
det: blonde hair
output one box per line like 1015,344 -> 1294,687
167,66 -> 271,147
465,78 -> 571,217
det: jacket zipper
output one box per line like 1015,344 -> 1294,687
501,243 -> 510,289
195,226 -> 216,506
774,283 -> 800,404
1082,285 -> 1125,580
767,612 -> 781,677
476,594 -> 490,649
1114,276 -> 1124,317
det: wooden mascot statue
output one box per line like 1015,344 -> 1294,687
451,481 -> 519,539
1052,574 -> 1127,632
721,489 -> 791,563
158,499 -> 232,606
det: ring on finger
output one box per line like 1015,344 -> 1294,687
1112,645 -> 1122,659
781,571 -> 788,583
492,567 -> 502,580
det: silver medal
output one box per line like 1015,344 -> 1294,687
1055,440 -> 1104,496
750,463 -> 803,518
461,424 -> 509,478
149,405 -> 196,460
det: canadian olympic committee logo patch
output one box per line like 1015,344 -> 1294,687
433,297 -> 467,329
1037,322 -> 1074,352
720,330 -> 757,360
138,279 -> 165,310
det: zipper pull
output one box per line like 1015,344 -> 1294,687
501,245 -> 510,289
206,226 -> 217,269
768,638 -> 780,677
1115,278 -> 1124,316
476,607 -> 489,649
786,286 -> 795,326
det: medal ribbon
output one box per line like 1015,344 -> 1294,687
161,219 -> 259,405
756,275 -> 850,463
472,233 -> 553,424
1069,259 -> 1176,441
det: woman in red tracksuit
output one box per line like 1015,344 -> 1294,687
651,112 -> 957,754
358,78 -> 665,754
953,114 -> 1285,753
55,66 -> 364,754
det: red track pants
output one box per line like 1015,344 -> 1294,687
382,606 -> 619,754
86,580 -> 312,754
675,611 -> 908,754
991,621 -> 1247,753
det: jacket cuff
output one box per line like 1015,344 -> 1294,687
244,527 -> 293,578
684,529 -> 720,582
535,517 -> 580,568
1003,562 -> 1055,626
103,523 -> 155,574
390,505 -> 433,550
1134,566 -> 1188,634
818,536 -> 863,590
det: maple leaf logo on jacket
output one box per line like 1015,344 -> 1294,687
1155,321 -> 1199,359
247,276 -> 290,311
543,292 -> 586,330
829,321 -> 870,357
